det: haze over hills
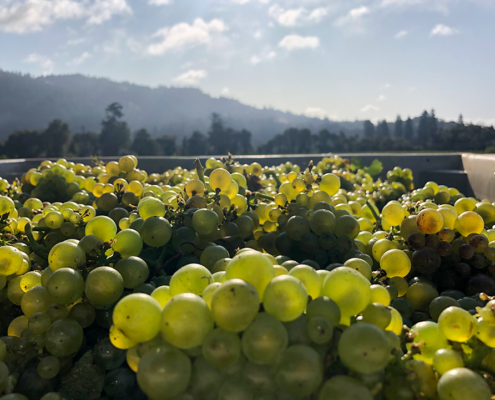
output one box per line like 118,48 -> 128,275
0,70 -> 367,145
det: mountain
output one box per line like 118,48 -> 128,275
0,70 -> 365,145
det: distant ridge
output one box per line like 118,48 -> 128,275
0,70 -> 364,144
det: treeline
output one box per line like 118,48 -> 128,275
1,104 -> 494,158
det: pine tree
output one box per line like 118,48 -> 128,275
43,120 -> 71,157
363,120 -> 375,138
131,129 -> 158,156
428,109 -> 438,138
377,120 -> 390,137
417,111 -> 429,142
394,115 -> 403,138
405,117 -> 414,141
100,103 -> 131,156
458,114 -> 464,126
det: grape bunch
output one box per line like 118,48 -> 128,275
0,154 -> 494,400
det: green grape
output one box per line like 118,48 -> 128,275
189,356 -> 224,399
46,268 -> 84,304
380,249 -> 411,278
80,205 -> 96,222
309,210 -> 336,235
372,239 -> 397,262
112,229 -> 143,258
137,197 -> 166,220
433,349 -> 464,375
113,293 -> 162,343
201,282 -> 220,309
161,293 -> 214,349
21,285 -> 54,317
202,327 -> 241,369
429,296 -> 460,321
0,276 -> 5,291
263,275 -> 307,322
233,215 -> 255,239
140,216 -> 173,247
338,322 -> 390,374
381,202 -> 406,227
0,195 -> 16,215
306,316 -> 333,345
185,179 -> 205,197
437,368 -> 491,400
211,279 -> 260,332
20,271 -> 42,292
40,267 -> 53,286
274,345 -> 323,397
320,267 -> 370,324
0,394 -> 29,400
137,346 -> 192,400
170,264 -> 213,296
388,277 -> 408,297
306,297 -> 341,326
343,258 -> 372,280
37,355 -> 60,379
334,215 -> 360,239
85,215 -> 117,242
416,209 -> 444,234
475,318 -> 495,347
455,211 -> 484,237
192,209 -> 219,235
0,245 -> 24,276
69,302 -> 96,328
477,300 -> 495,324
47,303 -> 69,321
386,307 -> 403,336
8,315 -> 28,337
318,375 -> 373,400
241,312 -> 288,364
225,250 -> 275,298
361,303 -> 392,329
78,234 -> 103,256
218,380 -> 254,400
48,241 -> 86,271
288,265 -> 321,299
114,257 -> 149,289
285,216 -> 310,240
45,211 -> 64,229
209,168 -> 232,192
151,285 -> 172,308
85,266 -> 124,306
200,245 -> 229,270
407,321 -> 449,364
319,173 -> 341,196
45,318 -> 84,357
28,312 -> 51,335
405,282 -> 439,311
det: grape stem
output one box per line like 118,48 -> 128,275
195,158 -> 205,185
253,193 -> 275,202
25,223 -> 49,259
366,200 -> 381,225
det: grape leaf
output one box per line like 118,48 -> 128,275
365,159 -> 383,176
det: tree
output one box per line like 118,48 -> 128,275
100,103 -> 131,156
394,116 -> 403,138
428,109 -> 438,138
363,120 -> 375,138
405,117 -> 414,140
236,129 -> 253,154
458,114 -> 464,126
183,131 -> 207,155
417,111 -> 429,141
69,132 -> 100,156
208,113 -> 225,155
43,120 -> 71,157
131,129 -> 158,156
156,136 -> 176,156
2,130 -> 43,158
377,120 -> 390,137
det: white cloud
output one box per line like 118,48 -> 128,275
377,95 -> 387,101
221,87 -> 230,96
67,52 -> 91,66
149,0 -> 172,5
336,6 -> 370,26
250,55 -> 261,65
254,30 -> 262,39
431,24 -> 458,36
279,35 -> 320,51
250,51 -> 276,65
173,69 -> 207,85
395,30 -> 408,38
0,0 -> 131,33
267,51 -> 277,59
23,53 -> 54,75
361,104 -> 380,112
380,0 -> 454,13
147,18 -> 227,55
305,107 -> 328,119
268,5 -> 328,27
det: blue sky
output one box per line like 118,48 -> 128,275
1,0 -> 494,125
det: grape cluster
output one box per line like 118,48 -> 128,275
0,154 -> 494,400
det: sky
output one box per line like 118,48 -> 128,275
1,0 -> 494,125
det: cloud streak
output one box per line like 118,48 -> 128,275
431,24 -> 458,36
173,69 -> 207,85
23,53 -> 54,75
279,35 -> 320,51
268,5 -> 328,27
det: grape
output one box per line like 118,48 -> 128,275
138,197 -> 166,220
109,324 -> 137,349
218,380 -> 254,400
455,211 -> 484,237
416,209 -> 444,234
407,321 -> 449,364
0,246 -> 27,276
406,282 -> 439,311
334,215 -> 360,239
226,251 -> 275,297
263,275 -> 308,322
437,368 -> 491,400
433,349 -> 464,375
338,322 -> 390,374
429,296 -> 459,321
343,258 -> 372,280
140,216 -> 173,247
380,249 -> 411,278
370,284 -> 391,306
48,241 -> 86,271
475,318 -> 495,347
37,356 -> 60,379
161,293 -> 213,349
7,276 -> 24,305
202,327 -> 241,369
28,312 -> 51,335
20,271 -> 42,292
21,286 -> 54,317
94,337 -> 126,370
274,345 -> 323,397
306,316 -> 333,345
113,293 -> 162,343
151,285 -> 172,308
112,229 -> 143,258
192,209 -> 219,235
209,279 -> 260,333
8,315 -> 28,337
361,303 -> 392,329
386,307 -> 404,336
388,277 -> 408,297
170,263 -> 213,296
288,265 -> 321,299
69,302 -> 96,328
45,318 -> 83,357
47,303 -> 69,321
84,266 -> 124,307
137,346 -> 191,400
241,312 -> 288,364
200,245 -> 229,270
319,173 -> 341,196
309,210 -> 336,235
320,267 -> 370,324
114,257 -> 149,289
46,268 -> 84,304
85,215 -> 117,242
45,211 -> 64,229
318,375 -> 373,400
